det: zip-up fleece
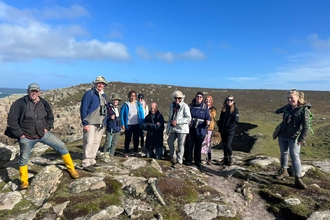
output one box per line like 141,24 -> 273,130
120,101 -> 144,129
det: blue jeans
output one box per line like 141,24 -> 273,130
278,135 -> 302,177
18,131 -> 69,166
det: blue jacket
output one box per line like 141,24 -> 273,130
189,100 -> 211,137
120,101 -> 144,129
80,88 -> 107,126
106,103 -> 121,132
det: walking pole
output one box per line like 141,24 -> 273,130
108,128 -> 113,154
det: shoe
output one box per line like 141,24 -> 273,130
217,157 -> 228,166
93,163 -> 103,167
276,168 -> 289,180
170,159 -> 177,165
228,156 -> 235,166
83,165 -> 96,172
195,162 -> 201,167
295,176 -> 307,189
124,153 -> 129,158
184,161 -> 192,165
173,163 -> 182,168
207,160 -> 212,165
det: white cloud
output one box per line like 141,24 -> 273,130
228,77 -> 258,82
109,30 -> 123,38
136,46 -> 151,60
248,52 -> 330,90
0,2 -> 130,62
38,4 -> 89,20
180,48 -> 206,60
156,52 -> 174,62
307,34 -> 330,50
154,48 -> 206,62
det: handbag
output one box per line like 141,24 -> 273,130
272,123 -> 282,140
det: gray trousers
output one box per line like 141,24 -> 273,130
167,132 -> 187,164
103,130 -> 120,156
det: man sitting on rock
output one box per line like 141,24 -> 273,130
6,83 -> 79,190
142,102 -> 165,159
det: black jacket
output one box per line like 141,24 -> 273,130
275,103 -> 312,143
142,110 -> 165,149
7,95 -> 54,138
217,105 -> 239,136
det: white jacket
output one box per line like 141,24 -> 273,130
166,96 -> 191,134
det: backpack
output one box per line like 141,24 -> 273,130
298,107 -> 314,134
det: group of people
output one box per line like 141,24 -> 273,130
166,90 -> 238,168
6,75 -> 312,190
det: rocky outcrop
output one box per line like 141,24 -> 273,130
1,142 -> 330,219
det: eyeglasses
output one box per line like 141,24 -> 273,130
196,95 -> 203,98
226,99 -> 234,102
174,97 -> 182,100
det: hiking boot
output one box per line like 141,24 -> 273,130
276,168 -> 289,180
216,158 -> 228,166
83,165 -> 96,172
295,176 -> 307,189
228,156 -> 235,166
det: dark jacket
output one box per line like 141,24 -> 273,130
275,103 -> 312,143
7,95 -> 54,138
217,105 -> 239,136
106,103 -> 121,133
142,110 -> 165,149
189,100 -> 211,137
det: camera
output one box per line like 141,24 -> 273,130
100,105 -> 106,116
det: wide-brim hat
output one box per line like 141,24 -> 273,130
93,76 -> 108,86
111,94 -> 121,101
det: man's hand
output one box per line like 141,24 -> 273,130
83,125 -> 89,132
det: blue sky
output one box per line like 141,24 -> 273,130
0,0 -> 330,91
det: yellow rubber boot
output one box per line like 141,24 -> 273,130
61,153 -> 79,179
19,165 -> 29,190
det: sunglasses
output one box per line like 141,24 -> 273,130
226,99 -> 234,102
174,97 -> 182,100
196,95 -> 203,98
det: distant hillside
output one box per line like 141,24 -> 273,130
42,81 -> 330,116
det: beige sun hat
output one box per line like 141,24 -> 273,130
111,94 -> 121,101
93,76 -> 108,85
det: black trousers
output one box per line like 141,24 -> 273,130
221,134 -> 234,159
124,124 -> 140,153
186,128 -> 205,165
